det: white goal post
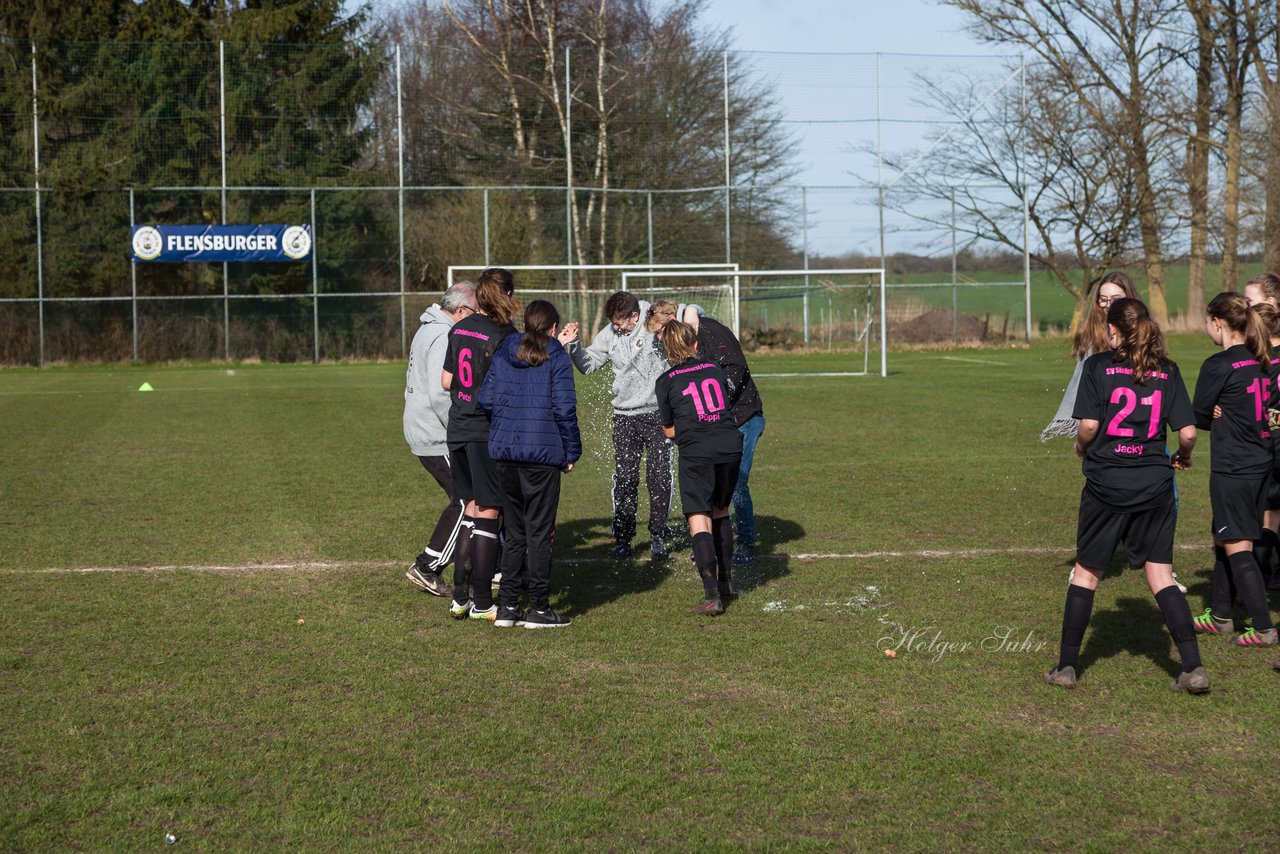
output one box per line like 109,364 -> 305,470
621,268 -> 887,377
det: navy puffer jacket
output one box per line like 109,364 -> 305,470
478,333 -> 582,468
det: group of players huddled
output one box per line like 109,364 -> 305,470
1047,271 -> 1280,693
402,267 -> 763,627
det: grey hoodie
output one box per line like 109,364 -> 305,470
567,299 -> 670,415
403,304 -> 455,456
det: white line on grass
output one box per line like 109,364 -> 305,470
938,355 -> 1009,366
753,372 -> 868,378
1,543 -> 1210,575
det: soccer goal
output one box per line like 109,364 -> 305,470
444,263 -> 741,339
620,268 -> 887,377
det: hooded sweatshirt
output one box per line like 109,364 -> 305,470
478,333 -> 582,468
403,304 -> 455,457
567,299 -> 669,415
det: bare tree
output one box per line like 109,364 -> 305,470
947,0 -> 1183,323
883,66 -> 1140,328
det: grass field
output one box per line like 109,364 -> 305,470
3,340 -> 1280,849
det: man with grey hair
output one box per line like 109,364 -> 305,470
404,281 -> 478,595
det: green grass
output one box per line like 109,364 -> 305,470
2,342 -> 1280,849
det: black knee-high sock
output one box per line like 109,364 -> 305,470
1227,551 -> 1275,631
713,516 -> 733,583
469,518 -> 502,610
1057,584 -> 1095,670
691,532 -> 719,599
1210,545 -> 1235,619
1255,529 -> 1280,581
1155,585 -> 1203,673
452,517 -> 475,605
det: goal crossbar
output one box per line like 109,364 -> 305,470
620,268 -> 887,377
447,262 -> 740,288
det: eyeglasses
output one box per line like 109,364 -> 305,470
1097,295 -> 1118,307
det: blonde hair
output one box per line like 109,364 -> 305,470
661,319 -> 699,363
646,299 -> 680,333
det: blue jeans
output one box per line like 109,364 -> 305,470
733,414 -> 765,553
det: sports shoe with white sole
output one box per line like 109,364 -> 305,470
449,599 -> 472,620
693,597 -> 725,616
1172,666 -> 1210,694
469,604 -> 497,622
1044,666 -> 1077,688
494,605 -> 525,628
406,565 -> 451,597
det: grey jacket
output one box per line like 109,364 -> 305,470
568,299 -> 669,415
404,304 -> 455,456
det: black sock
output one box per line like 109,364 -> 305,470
691,532 -> 719,599
469,518 -> 502,610
1210,545 -> 1235,620
1057,584 -> 1095,670
1256,529 -> 1280,581
1227,551 -> 1274,632
452,518 -> 475,606
713,516 -> 733,583
1155,585 -> 1203,673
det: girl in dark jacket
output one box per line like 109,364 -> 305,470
478,300 -> 582,628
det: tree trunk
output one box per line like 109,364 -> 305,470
1264,1 -> 1280,271
1223,93 -> 1243,289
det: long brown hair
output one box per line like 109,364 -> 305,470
1072,271 -> 1139,359
476,267 -> 518,327
1207,291 -> 1272,368
1254,301 -> 1280,344
516,300 -> 559,367
1106,298 -> 1166,385
661,319 -> 698,364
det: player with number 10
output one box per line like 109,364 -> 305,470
655,320 -> 743,616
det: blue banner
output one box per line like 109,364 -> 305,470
131,224 -> 313,263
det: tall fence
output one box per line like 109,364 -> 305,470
0,40 -> 1030,365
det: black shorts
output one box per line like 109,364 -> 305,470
1268,469 -> 1280,511
1075,487 -> 1177,571
450,441 -> 503,508
1209,472 -> 1267,542
678,456 -> 741,516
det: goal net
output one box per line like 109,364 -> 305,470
620,268 -> 887,377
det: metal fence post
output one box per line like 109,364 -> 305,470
565,47 -> 573,285
483,187 -> 491,265
220,41 -> 229,360
722,51 -> 731,264
130,188 -> 138,361
397,44 -> 407,357
802,186 -> 810,345
311,188 -> 319,364
647,191 -> 654,267
1021,57 -> 1031,344
31,43 -> 44,366
951,187 -> 958,344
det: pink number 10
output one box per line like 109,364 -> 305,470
1105,388 -> 1162,439
681,378 -> 727,417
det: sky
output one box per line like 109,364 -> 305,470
693,0 -> 998,56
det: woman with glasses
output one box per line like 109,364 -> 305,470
1042,272 -> 1141,442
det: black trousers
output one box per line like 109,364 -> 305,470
415,454 -> 466,571
496,463 -> 561,610
612,411 -> 672,544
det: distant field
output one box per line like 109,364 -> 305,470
2,341 -> 1279,848
738,261 -> 1271,340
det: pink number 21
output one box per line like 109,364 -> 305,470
1105,388 -> 1163,439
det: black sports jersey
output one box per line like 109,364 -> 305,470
656,358 -> 744,463
1192,344 -> 1278,476
1073,352 -> 1194,510
696,317 -> 763,425
445,314 -> 514,442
